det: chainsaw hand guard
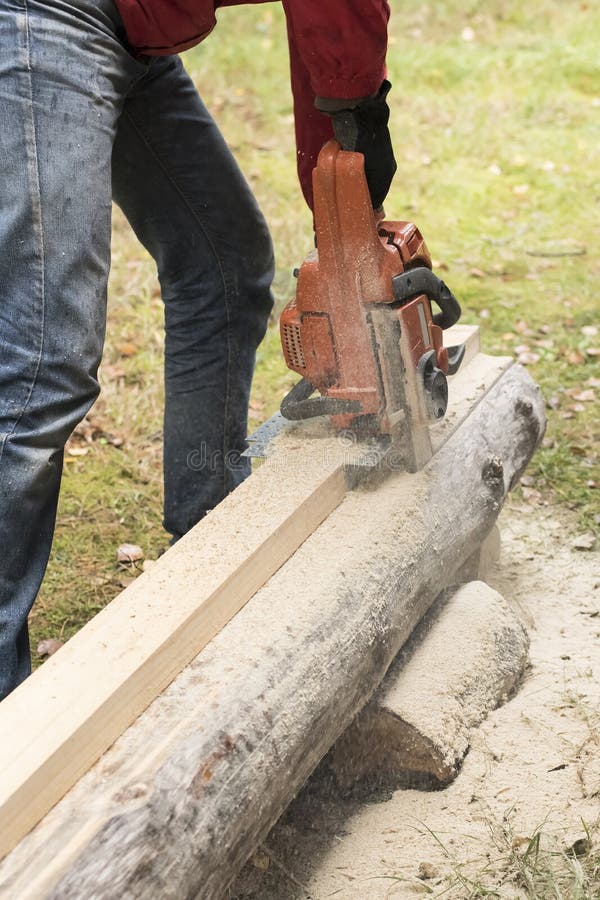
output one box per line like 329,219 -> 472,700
280,378 -> 361,421
391,267 -> 462,330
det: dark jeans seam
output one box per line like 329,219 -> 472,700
120,106 -> 234,500
0,0 -> 47,467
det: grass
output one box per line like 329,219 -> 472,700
30,0 -> 599,655
403,812 -> 600,898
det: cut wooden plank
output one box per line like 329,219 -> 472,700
0,440 -> 355,861
0,338 -> 490,862
431,351 -> 513,453
0,363 -> 545,900
329,580 -> 529,787
443,322 -> 480,367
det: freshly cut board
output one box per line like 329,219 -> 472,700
0,325 -> 484,862
0,362 -> 545,900
0,442 -> 351,860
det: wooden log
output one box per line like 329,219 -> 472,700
329,580 -> 530,787
0,435 -> 359,861
455,524 -> 502,583
0,326 -> 482,863
0,363 -> 545,900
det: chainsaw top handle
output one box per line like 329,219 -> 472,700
391,267 -> 461,331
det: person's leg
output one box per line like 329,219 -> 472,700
0,0 -> 143,699
111,56 -> 274,540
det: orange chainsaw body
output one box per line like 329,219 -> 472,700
280,141 -> 451,434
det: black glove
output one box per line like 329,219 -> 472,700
318,81 -> 397,210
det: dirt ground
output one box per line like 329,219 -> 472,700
231,504 -> 599,899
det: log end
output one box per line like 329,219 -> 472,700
329,580 -> 529,790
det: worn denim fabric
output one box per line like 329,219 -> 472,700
0,0 -> 274,699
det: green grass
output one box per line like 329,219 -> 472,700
406,812 -> 600,898
30,1 -> 599,653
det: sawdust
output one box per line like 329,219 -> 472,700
370,581 -> 530,776
230,505 -> 600,899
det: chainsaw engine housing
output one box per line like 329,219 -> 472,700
280,141 -> 459,435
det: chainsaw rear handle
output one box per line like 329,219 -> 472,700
324,81 -> 397,211
391,267 -> 461,331
280,377 -> 362,421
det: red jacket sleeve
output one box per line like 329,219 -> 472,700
283,0 -> 389,99
282,1 -> 389,209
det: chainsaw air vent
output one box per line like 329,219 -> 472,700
282,322 -> 306,370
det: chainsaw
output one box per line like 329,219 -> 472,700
246,140 -> 466,472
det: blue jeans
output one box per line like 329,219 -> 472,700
0,0 -> 274,698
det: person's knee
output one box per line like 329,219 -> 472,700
14,367 -> 100,452
233,211 -> 275,338
161,214 -> 274,350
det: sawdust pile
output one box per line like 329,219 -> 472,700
232,505 -> 600,899
375,580 -> 530,777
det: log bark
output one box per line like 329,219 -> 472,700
455,524 -> 502,583
0,363 -> 545,900
0,325 -> 480,863
0,425 -> 353,860
329,580 -> 530,787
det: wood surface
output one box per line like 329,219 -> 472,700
0,362 -> 545,899
0,441 -> 353,861
330,579 -> 529,786
0,331 -> 480,863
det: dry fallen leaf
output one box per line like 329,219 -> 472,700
37,638 -> 64,658
568,389 -> 595,403
565,349 -> 585,365
521,487 -> 542,504
116,342 -> 139,358
116,575 -> 137,589
89,574 -> 111,587
569,445 -> 588,457
418,861 -> 439,880
511,835 -> 531,851
66,446 -> 89,457
571,533 -> 596,551
518,351 -> 540,366
568,837 -> 592,857
251,851 -> 270,872
117,543 -> 144,564
71,415 -> 125,450
101,364 -> 127,380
